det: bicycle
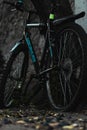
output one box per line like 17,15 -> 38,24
0,0 -> 87,111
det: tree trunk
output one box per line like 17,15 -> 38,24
56,0 -> 73,18
0,0 -> 74,107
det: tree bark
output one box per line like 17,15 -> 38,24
55,0 -> 73,18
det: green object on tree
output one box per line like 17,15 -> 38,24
49,13 -> 55,20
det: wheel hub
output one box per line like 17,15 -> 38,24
61,58 -> 73,81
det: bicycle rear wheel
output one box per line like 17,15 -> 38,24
46,23 -> 87,111
0,43 -> 29,108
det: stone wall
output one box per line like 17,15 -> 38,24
0,0 -> 30,60
74,0 -> 87,33
69,0 -> 87,33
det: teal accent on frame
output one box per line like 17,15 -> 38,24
49,46 -> 53,57
18,0 -> 23,3
25,34 -> 36,62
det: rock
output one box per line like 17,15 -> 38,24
2,118 -> 13,124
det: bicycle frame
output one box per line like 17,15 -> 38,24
10,21 -> 55,78
10,11 -> 85,79
26,21 -> 56,75
9,1 -> 85,79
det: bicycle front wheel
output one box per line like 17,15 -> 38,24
0,43 -> 29,108
46,23 -> 87,111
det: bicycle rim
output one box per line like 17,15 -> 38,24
3,51 -> 28,107
47,28 -> 85,111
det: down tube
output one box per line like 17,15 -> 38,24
25,33 -> 39,73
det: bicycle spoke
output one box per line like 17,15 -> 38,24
4,85 -> 14,106
62,70 -> 72,101
66,80 -> 73,101
67,32 -> 75,57
61,33 -> 67,62
58,37 -> 62,65
70,76 -> 79,91
59,73 -> 68,106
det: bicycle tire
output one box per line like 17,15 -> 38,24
0,43 -> 29,108
46,22 -> 87,111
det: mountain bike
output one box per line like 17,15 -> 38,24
0,0 -> 87,111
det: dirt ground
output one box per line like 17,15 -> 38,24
0,104 -> 87,130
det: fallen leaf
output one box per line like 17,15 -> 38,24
78,118 -> 84,121
34,116 -> 39,120
79,127 -> 84,130
63,125 -> 74,129
36,125 -> 40,129
49,122 -> 59,127
16,120 -> 26,124
72,123 -> 78,127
